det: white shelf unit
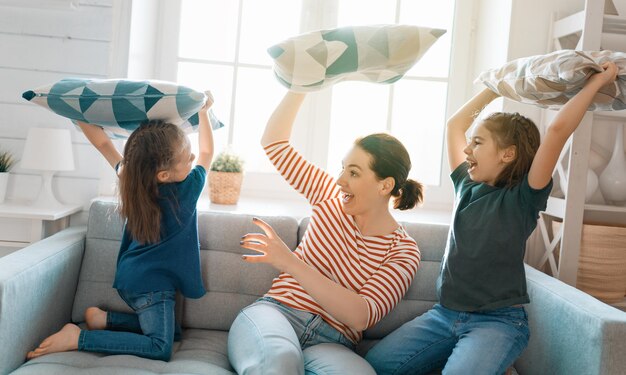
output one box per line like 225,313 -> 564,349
538,0 -> 626,287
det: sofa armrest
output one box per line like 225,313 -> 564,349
0,226 -> 86,375
517,265 -> 626,375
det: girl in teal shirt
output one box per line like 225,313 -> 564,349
367,62 -> 618,374
27,94 -> 215,361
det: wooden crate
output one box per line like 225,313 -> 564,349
575,223 -> 626,303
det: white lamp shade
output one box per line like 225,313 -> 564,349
21,128 -> 75,171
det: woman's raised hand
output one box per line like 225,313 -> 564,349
240,217 -> 297,271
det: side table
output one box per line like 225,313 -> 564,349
0,201 -> 83,250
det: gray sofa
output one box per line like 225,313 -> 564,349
1,200 -> 625,374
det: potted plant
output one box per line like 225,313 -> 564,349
0,148 -> 16,204
208,149 -> 244,205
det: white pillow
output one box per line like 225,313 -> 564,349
475,50 -> 626,110
268,24 -> 446,92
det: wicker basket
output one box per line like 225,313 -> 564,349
553,222 -> 626,303
208,171 -> 243,205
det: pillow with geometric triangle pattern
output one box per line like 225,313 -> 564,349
267,24 -> 446,92
22,78 -> 224,138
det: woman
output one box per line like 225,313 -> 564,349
228,91 -> 424,374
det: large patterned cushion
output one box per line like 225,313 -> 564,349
22,78 -> 224,138
475,50 -> 626,110
268,24 -> 446,92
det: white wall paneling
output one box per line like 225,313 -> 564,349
0,0 -> 124,227
0,104 -> 89,138
0,3 -> 112,40
0,69 -> 102,105
0,34 -> 109,75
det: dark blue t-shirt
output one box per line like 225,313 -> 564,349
113,165 -> 207,298
437,162 -> 552,311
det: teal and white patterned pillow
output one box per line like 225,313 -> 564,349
22,78 -> 224,138
268,24 -> 446,92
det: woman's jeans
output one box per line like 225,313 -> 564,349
78,289 -> 178,361
228,297 -> 376,375
365,304 -> 530,375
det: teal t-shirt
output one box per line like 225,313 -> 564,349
113,165 -> 207,298
437,162 -> 552,311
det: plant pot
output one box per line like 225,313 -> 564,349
0,172 -> 9,203
208,171 -> 243,205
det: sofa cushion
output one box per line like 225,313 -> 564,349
12,329 -> 234,375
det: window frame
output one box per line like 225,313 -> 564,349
148,0 -> 476,211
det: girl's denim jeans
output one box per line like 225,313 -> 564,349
78,289 -> 177,361
365,303 -> 530,375
228,297 -> 376,375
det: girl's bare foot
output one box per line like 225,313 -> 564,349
26,324 -> 80,360
85,307 -> 107,330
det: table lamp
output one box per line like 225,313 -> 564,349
20,128 -> 75,207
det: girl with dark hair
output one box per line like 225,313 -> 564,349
366,62 -> 618,374
27,94 -> 216,361
228,91 -> 424,374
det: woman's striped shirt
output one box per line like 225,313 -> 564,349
264,140 -> 421,343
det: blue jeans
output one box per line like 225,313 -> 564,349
365,304 -> 530,375
78,289 -> 178,361
228,297 -> 376,375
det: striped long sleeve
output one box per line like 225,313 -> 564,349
264,140 -> 421,343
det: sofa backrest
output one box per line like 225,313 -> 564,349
182,211 -> 299,330
72,201 -> 449,336
72,200 -> 300,329
72,201 -> 127,322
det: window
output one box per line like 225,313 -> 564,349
154,0 -> 473,209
